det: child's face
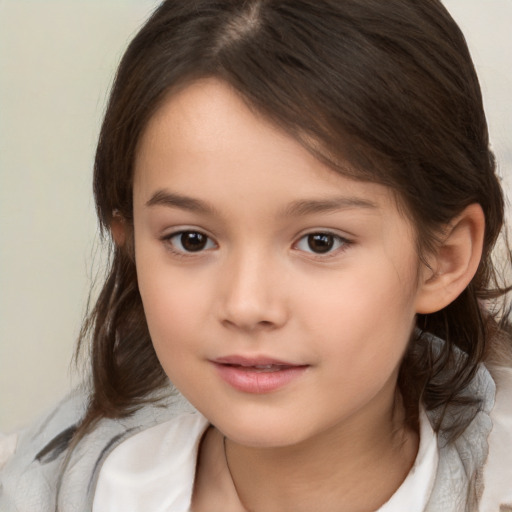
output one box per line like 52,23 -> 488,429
132,79 -> 425,447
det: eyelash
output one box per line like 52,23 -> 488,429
161,230 -> 351,258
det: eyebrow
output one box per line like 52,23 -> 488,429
146,190 -> 378,217
146,190 -> 217,214
283,197 -> 378,216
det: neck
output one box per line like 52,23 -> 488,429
225,394 -> 418,512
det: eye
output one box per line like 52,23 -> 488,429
295,232 -> 348,255
166,231 -> 216,253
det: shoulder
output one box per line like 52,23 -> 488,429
425,359 -> 512,511
0,386 -> 88,512
0,384 -> 192,512
480,365 -> 512,511
93,409 -> 209,512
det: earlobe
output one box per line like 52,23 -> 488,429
415,203 -> 485,314
110,210 -> 127,247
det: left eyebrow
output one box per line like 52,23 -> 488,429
145,190 -> 218,215
283,197 -> 379,216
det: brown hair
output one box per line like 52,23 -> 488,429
76,0 -> 511,442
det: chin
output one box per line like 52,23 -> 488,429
212,415 -> 312,449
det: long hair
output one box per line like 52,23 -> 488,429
76,0 -> 510,442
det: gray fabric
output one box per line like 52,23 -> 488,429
425,361 -> 495,512
0,385 -> 192,512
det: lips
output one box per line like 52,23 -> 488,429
212,356 -> 308,393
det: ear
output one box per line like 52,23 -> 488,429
415,203 -> 485,314
110,210 -> 127,247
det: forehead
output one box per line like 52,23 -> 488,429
135,78 -> 315,178
133,78 -> 403,220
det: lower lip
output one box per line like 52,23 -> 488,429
212,363 -> 308,393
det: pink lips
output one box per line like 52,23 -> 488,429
212,356 -> 308,393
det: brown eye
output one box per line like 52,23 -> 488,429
295,232 -> 348,255
181,232 -> 208,251
167,231 -> 215,253
307,234 -> 335,253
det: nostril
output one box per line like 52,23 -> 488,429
221,318 -> 277,331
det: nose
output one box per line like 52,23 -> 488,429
217,249 -> 289,332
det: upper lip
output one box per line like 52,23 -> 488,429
212,355 -> 305,367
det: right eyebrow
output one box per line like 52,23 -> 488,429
145,190 -> 217,215
283,196 -> 378,217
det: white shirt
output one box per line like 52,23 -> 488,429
93,409 -> 438,512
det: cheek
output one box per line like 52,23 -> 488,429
137,278 -> 205,390
134,250 -> 207,361
305,254 -> 418,367
307,258 -> 416,329
139,277 -> 203,347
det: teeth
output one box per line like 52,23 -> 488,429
253,364 -> 275,369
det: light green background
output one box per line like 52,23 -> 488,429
1,0 -> 511,432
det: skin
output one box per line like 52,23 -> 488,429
128,79 -> 485,511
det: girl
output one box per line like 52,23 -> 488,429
2,0 -> 512,510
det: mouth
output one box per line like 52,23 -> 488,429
211,356 -> 309,393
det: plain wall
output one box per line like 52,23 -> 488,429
0,0 -> 161,432
1,0 -> 511,433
